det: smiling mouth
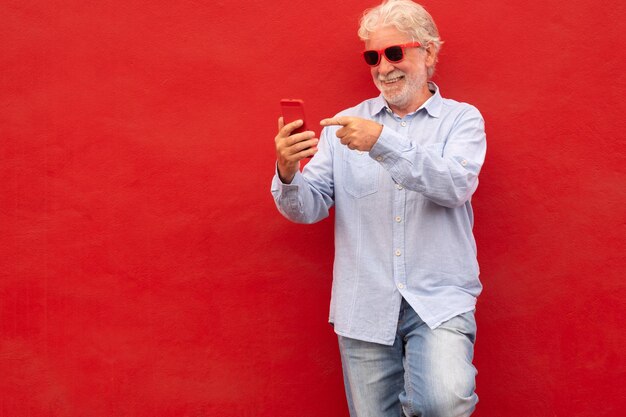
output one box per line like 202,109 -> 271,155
380,75 -> 404,85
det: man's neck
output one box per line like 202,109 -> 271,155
389,84 -> 434,118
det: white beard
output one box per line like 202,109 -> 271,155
374,70 -> 427,110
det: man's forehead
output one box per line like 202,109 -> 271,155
364,26 -> 412,47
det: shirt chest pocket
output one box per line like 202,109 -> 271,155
342,150 -> 380,198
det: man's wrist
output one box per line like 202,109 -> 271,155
277,163 -> 297,184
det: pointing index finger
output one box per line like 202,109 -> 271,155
320,116 -> 350,127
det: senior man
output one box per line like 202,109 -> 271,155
271,1 -> 486,416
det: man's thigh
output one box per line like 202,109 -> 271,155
401,310 -> 478,417
337,334 -> 405,417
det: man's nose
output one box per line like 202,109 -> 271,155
378,57 -> 395,74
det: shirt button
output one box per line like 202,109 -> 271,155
395,184 -> 403,190
397,283 -> 405,289
395,249 -> 402,256
395,216 -> 402,222
461,159 -> 468,166
376,156 -> 383,161
401,121 -> 407,127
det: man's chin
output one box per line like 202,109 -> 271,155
383,92 -> 409,108
380,83 -> 407,101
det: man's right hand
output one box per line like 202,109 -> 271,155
275,117 -> 319,183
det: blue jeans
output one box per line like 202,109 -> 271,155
338,299 -> 478,417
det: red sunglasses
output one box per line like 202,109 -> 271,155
363,42 -> 422,67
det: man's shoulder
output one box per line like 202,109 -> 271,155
429,83 -> 483,119
439,94 -> 481,114
436,95 -> 483,123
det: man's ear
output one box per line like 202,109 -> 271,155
424,41 -> 437,68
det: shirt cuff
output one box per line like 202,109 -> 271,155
369,125 -> 414,163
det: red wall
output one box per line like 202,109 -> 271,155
1,0 -> 624,416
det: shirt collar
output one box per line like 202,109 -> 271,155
371,81 -> 443,118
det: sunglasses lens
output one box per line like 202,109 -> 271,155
363,51 -> 380,66
384,46 -> 404,62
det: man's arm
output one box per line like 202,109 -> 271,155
320,107 -> 486,208
271,118 -> 335,224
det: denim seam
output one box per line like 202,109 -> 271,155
402,342 -> 417,416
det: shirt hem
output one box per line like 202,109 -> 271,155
331,324 -> 396,346
426,306 -> 477,329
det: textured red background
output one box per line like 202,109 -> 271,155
1,0 -> 625,416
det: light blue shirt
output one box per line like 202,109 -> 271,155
271,83 -> 487,345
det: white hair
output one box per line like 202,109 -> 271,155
358,0 -> 443,77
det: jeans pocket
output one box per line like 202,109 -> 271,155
342,150 -> 380,198
441,310 -> 477,344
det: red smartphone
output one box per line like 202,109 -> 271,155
280,99 -> 307,134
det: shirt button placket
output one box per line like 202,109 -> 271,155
391,112 -> 410,294
393,181 -> 407,293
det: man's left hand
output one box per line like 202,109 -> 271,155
320,116 -> 383,152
